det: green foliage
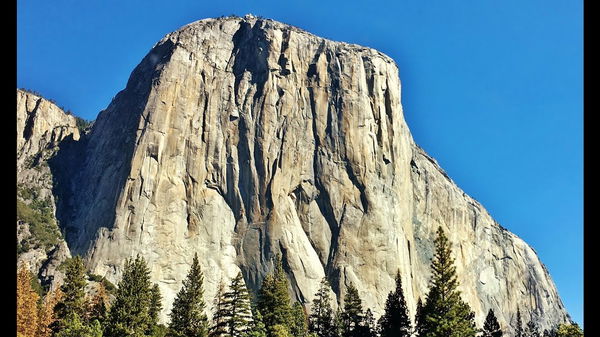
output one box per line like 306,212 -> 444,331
149,284 -> 163,325
245,308 -> 267,337
556,323 -> 583,337
342,283 -> 364,337
16,196 -> 61,252
54,256 -> 88,333
481,309 -> 502,337
309,278 -> 335,337
333,310 -> 344,337
29,270 -> 45,298
17,239 -> 31,255
290,302 -> 308,337
270,325 -> 293,337
211,282 -> 229,337
104,255 -> 161,337
378,270 -> 411,337
55,313 -> 103,337
169,253 -> 209,337
258,255 -> 294,337
75,116 -> 93,133
418,227 -> 477,337
218,272 -> 253,336
87,273 -> 117,294
152,324 -> 169,337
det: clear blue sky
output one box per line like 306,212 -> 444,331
17,0 -> 583,327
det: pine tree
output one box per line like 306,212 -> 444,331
378,270 -> 411,337
245,308 -> 268,337
515,309 -> 524,337
414,298 -> 424,336
258,254 -> 294,337
148,284 -> 163,335
333,309 -> 345,337
360,308 -> 376,337
210,281 -> 229,337
169,253 -> 209,337
104,254 -> 158,337
17,266 -> 40,337
342,282 -> 364,337
419,226 -> 477,337
290,302 -> 308,337
525,319 -> 540,337
271,324 -> 293,337
149,284 -> 163,323
222,272 -> 254,336
481,309 -> 502,337
38,288 -> 63,337
309,278 -> 335,337
54,256 -> 88,332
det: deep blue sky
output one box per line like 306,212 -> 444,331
17,0 -> 583,327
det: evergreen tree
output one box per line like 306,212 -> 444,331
525,320 -> 540,337
210,281 -> 229,337
556,323 -> 583,337
414,298 -> 424,336
342,282 -> 364,337
104,255 -> 158,337
153,324 -> 169,337
419,226 -> 477,337
222,272 -> 254,336
333,309 -> 345,337
258,254 -> 294,337
169,253 -> 209,337
54,256 -> 88,332
149,284 -> 163,324
245,308 -> 268,337
290,302 -> 309,337
481,309 -> 502,337
17,266 -> 40,337
543,329 -> 558,337
148,284 -> 163,335
56,312 -> 103,337
309,278 -> 335,337
360,309 -> 376,337
378,270 -> 411,337
271,325 -> 293,337
515,309 -> 524,337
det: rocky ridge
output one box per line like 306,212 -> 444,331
16,88 -> 77,291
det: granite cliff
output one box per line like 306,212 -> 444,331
16,15 -> 571,333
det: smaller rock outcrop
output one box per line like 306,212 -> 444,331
16,89 -> 79,291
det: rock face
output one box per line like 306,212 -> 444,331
25,15 -> 570,333
17,89 -> 77,290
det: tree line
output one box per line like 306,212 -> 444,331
17,227 -> 583,337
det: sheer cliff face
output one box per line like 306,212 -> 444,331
50,16 -> 569,331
